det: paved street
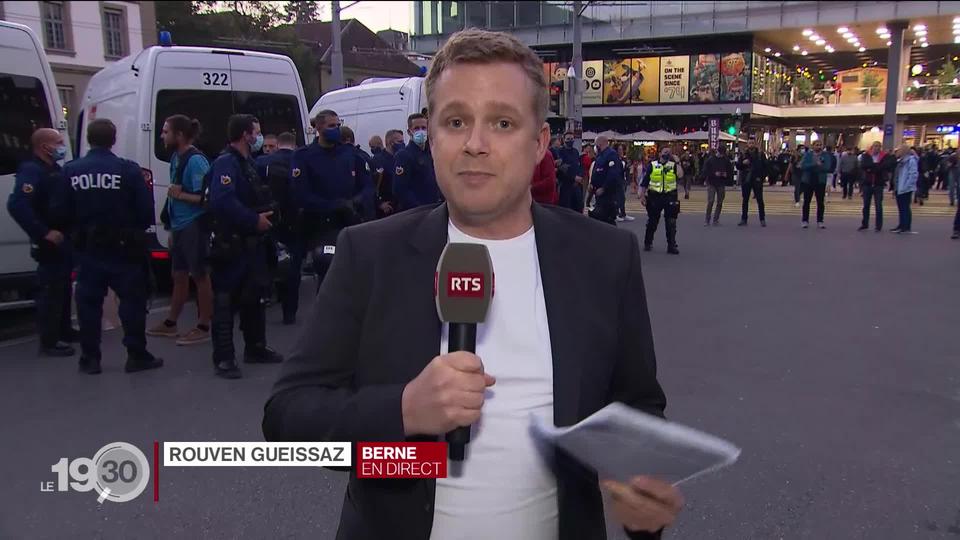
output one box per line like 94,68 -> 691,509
2,209 -> 958,539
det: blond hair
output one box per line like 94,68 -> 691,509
425,29 -> 548,125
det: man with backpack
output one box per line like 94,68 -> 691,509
148,115 -> 213,346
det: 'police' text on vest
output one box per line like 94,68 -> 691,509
71,173 -> 122,191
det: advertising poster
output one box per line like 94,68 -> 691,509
689,54 -> 720,103
582,60 -> 603,105
602,60 -> 632,105
658,56 -> 689,103
719,52 -> 751,102
629,57 -> 660,104
543,62 -> 555,89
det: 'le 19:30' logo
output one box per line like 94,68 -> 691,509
42,442 -> 151,503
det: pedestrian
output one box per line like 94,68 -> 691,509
891,144 -> 919,234
393,113 -> 442,211
555,131 -> 583,213
207,114 -> 284,379
639,147 -> 681,254
917,144 -> 938,205
292,110 -> 367,292
736,143 -> 767,227
947,152 -> 959,207
791,146 -> 805,206
582,144 -> 595,210
839,146 -> 859,200
255,131 -> 300,325
857,142 -> 888,232
616,144 -> 634,222
372,129 -> 404,218
530,146 -> 558,204
368,135 -> 384,156
340,126 -> 376,221
6,127 -> 76,356
261,133 -> 278,156
799,140 -> 832,229
60,118 -> 163,375
148,115 -> 213,345
588,135 -> 621,225
679,150 -> 694,199
702,145 -> 733,226
262,28 -> 681,538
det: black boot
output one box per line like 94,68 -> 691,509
40,341 -> 75,357
666,218 -> 679,255
125,350 -> 164,373
244,345 -> 284,364
214,359 -> 242,379
78,356 -> 102,375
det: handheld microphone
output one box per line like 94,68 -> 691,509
435,242 -> 494,461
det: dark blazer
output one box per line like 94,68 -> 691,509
263,202 -> 667,540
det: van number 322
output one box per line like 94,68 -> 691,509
202,72 -> 229,87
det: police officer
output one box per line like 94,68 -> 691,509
6,128 -> 76,356
339,125 -> 375,221
61,119 -> 163,374
371,129 -> 404,218
555,131 -> 583,213
291,110 -> 367,288
393,113 -> 441,211
256,132 -> 301,325
208,114 -> 284,379
589,135 -> 622,225
640,147 -> 682,255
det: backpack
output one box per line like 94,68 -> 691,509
160,147 -> 205,230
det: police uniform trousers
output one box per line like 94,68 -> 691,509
211,239 -> 271,365
275,228 -> 304,321
589,192 -> 619,225
558,181 -> 583,213
35,251 -> 74,348
74,252 -> 149,360
644,190 -> 679,249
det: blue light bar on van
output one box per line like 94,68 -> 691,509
159,31 -> 172,46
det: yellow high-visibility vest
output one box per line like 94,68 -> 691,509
649,161 -> 677,193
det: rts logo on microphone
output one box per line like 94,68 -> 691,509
446,272 -> 484,298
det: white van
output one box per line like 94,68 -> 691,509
310,77 -> 426,152
78,45 -> 313,262
0,21 -> 71,310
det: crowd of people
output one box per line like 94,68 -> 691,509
8,101 -> 960,376
540,136 -> 960,238
6,109 -> 445,378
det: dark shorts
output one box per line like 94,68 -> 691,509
170,220 -> 210,276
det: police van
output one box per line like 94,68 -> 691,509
310,77 -> 426,152
77,41 -> 313,273
0,21 -> 71,310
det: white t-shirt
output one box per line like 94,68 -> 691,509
430,221 -> 558,540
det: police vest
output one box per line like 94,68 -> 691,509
649,162 -> 677,193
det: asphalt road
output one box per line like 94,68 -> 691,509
1,210 -> 958,540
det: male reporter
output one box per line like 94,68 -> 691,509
263,29 -> 680,540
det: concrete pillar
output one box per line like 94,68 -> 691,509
882,21 -> 907,151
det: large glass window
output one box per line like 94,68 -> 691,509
490,1 -> 514,28
41,2 -> 68,51
517,1 -> 539,26
0,74 -> 53,175
464,1 -> 487,28
439,1 -> 463,33
154,90 -> 305,162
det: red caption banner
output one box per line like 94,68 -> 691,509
356,442 -> 448,479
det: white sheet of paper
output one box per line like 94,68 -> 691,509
531,402 -> 740,485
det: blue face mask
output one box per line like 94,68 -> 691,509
412,130 -> 428,146
250,133 -> 264,153
565,140 -> 574,148
392,142 -> 405,153
51,144 -> 67,161
322,127 -> 341,144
